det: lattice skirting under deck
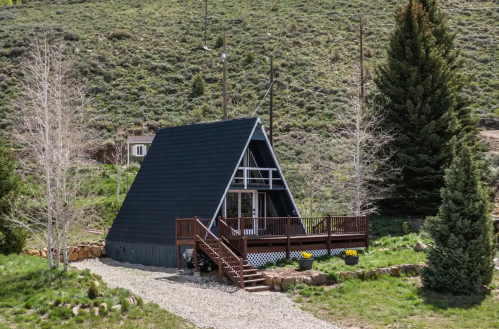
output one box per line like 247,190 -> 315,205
247,249 -> 347,268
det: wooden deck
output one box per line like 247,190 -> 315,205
175,216 -> 369,288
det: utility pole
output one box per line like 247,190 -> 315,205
222,34 -> 228,120
269,57 -> 274,147
204,0 -> 208,46
359,17 -> 365,105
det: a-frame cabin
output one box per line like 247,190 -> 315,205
107,117 -> 368,289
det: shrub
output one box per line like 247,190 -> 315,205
108,29 -> 132,41
422,145 -> 495,294
402,222 -> 409,235
215,35 -> 223,48
191,74 -> 205,96
244,51 -> 255,64
88,280 -> 100,299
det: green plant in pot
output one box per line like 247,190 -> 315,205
343,249 -> 359,266
297,252 -> 314,270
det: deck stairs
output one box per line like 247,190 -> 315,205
194,219 -> 270,292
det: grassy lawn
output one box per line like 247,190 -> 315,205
264,233 -> 430,279
290,273 -> 499,329
0,254 -> 196,329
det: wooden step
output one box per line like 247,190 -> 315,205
227,268 -> 258,275
244,285 -> 272,293
242,273 -> 263,279
237,278 -> 266,284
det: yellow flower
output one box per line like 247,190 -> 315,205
301,252 -> 312,259
345,249 -> 357,257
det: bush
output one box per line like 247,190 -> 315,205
244,51 -> 255,64
215,35 -> 223,48
191,74 -> 205,96
88,280 -> 100,299
108,29 -> 132,41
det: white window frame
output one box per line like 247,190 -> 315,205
133,144 -> 147,157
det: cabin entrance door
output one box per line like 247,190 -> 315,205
225,190 -> 258,235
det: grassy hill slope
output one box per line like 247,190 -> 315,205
0,0 -> 498,193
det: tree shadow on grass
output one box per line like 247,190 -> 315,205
418,286 -> 489,310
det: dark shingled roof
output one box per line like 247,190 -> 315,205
107,117 -> 259,245
127,135 -> 155,144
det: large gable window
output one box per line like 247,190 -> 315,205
133,144 -> 147,157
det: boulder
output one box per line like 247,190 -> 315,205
101,241 -> 106,247
390,266 -> 400,277
93,307 -> 99,316
40,250 -> 47,258
365,270 -> 376,278
414,241 -> 426,252
64,303 -> 72,309
264,274 -> 274,286
303,276 -> 312,285
72,306 -> 80,317
78,250 -> 90,259
91,245 -> 101,257
295,276 -> 304,285
281,277 -> 295,291
378,248 -> 390,251
100,303 -> 108,312
273,283 -> 282,291
311,274 -> 322,285
318,273 -> 327,284
397,265 -> 405,275
27,250 -> 40,256
111,304 -> 122,312
83,246 -> 91,252
403,264 -> 415,275
68,252 -> 78,262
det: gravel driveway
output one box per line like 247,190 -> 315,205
72,258 -> 340,329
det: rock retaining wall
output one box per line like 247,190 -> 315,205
21,241 -> 107,262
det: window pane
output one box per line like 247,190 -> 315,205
226,193 -> 238,218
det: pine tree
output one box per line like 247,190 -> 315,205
422,142 -> 495,294
375,0 -> 458,215
418,0 -> 478,141
0,139 -> 25,254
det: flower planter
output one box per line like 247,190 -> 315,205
297,258 -> 314,270
343,256 -> 359,266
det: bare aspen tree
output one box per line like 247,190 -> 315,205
330,77 -> 397,216
107,130 -> 127,203
10,35 -> 90,271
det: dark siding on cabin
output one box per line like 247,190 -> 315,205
106,118 -> 258,266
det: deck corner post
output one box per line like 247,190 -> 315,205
327,215 -> 332,256
218,238 -> 223,279
176,244 -> 181,272
286,215 -> 291,260
366,215 -> 370,250
243,236 -> 248,259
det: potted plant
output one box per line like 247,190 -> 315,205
297,252 -> 314,270
343,249 -> 359,266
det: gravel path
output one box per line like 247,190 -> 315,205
73,258 -> 340,329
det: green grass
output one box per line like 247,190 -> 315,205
0,254 -> 197,328
291,273 -> 499,329
264,233 -> 429,279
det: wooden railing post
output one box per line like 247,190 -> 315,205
327,215 -> 332,256
175,217 -> 179,240
241,216 -> 245,238
239,258 -> 245,288
218,238 -> 223,279
218,216 -> 222,238
286,215 -> 291,260
366,215 -> 370,250
243,236 -> 248,260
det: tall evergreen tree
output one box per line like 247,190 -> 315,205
0,139 -> 25,254
375,0 -> 458,215
422,142 -> 495,294
418,0 -> 478,140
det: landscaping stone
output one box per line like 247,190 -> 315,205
91,245 -> 101,257
72,306 -> 80,317
83,246 -> 91,251
111,304 -> 122,312
281,277 -> 294,291
264,273 -> 274,286
101,241 -> 106,247
64,303 -> 72,309
100,303 -> 108,312
93,307 -> 99,316
78,250 -> 90,259
40,250 -> 47,258
397,265 -> 405,275
390,266 -> 400,277
77,275 -> 84,280
365,270 -> 376,278
27,250 -> 40,256
68,252 -> 78,261
414,241 -> 426,252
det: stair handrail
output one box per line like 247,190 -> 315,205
219,218 -> 246,258
195,219 -> 245,288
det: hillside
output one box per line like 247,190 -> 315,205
0,0 -> 498,172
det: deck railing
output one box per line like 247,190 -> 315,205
219,218 -> 247,257
232,167 -> 280,189
221,215 -> 369,237
176,217 -> 196,240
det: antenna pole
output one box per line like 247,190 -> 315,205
204,0 -> 208,46
269,57 -> 274,147
222,34 -> 228,120
360,17 -> 365,105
